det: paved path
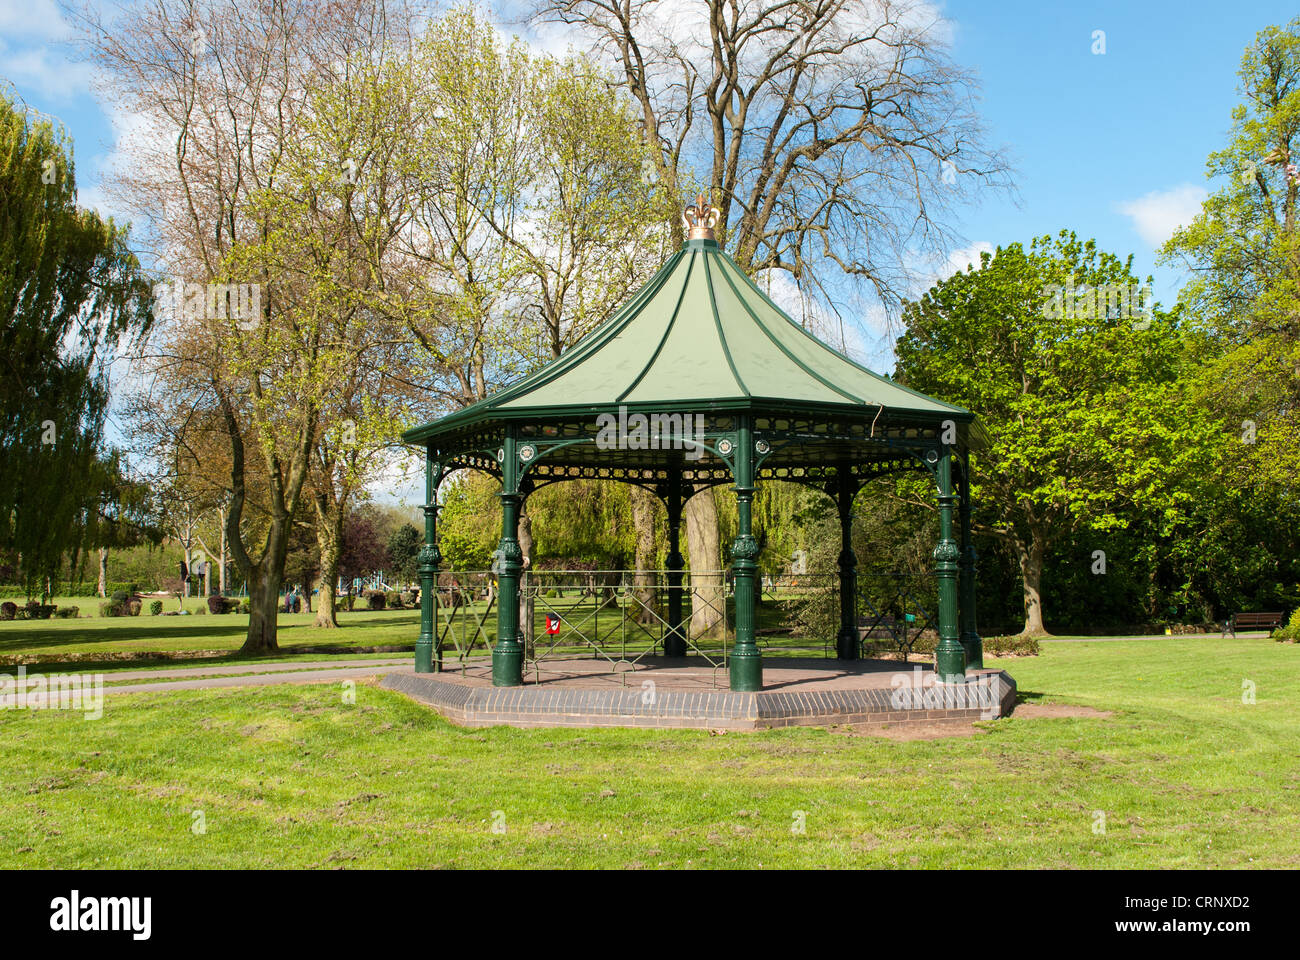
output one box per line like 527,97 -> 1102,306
99,662 -> 411,696
3,657 -> 412,698
100,657 -> 410,682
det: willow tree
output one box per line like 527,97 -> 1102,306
531,0 -> 1009,634
0,92 -> 152,598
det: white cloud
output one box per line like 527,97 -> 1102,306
0,45 -> 95,100
936,241 -> 994,280
0,0 -> 71,40
1118,183 -> 1207,248
77,103 -> 153,223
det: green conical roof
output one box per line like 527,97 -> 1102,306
404,237 -> 972,443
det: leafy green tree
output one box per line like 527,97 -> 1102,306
386,524 -> 422,584
0,92 -> 152,597
1162,18 -> 1300,488
895,232 -> 1217,635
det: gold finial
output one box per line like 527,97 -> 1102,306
682,193 -> 721,241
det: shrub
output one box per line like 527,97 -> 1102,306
98,602 -> 121,617
239,599 -> 251,615
150,600 -> 163,616
860,632 -> 1039,660
366,590 -> 386,611
207,595 -> 235,614
1273,609 -> 1300,642
110,589 -> 128,606
126,600 -> 142,616
343,594 -> 355,611
386,591 -> 404,609
54,606 -> 79,619
0,601 -> 16,621
23,601 -> 55,620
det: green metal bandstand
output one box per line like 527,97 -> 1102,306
401,200 -> 987,691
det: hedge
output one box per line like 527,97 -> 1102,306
862,633 -> 1041,659
0,581 -> 140,599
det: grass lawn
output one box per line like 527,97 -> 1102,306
1,634 -> 1296,868
0,595 -> 816,669
0,605 -> 423,666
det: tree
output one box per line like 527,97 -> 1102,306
530,0 -> 1009,636
895,232 -> 1216,635
0,91 -> 153,598
80,0 -> 415,652
386,523 -> 422,583
81,450 -> 164,596
1161,18 -> 1300,489
339,506 -> 391,588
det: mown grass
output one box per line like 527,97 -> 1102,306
1,636 -> 1296,868
0,595 -> 811,667
0,606 -> 422,664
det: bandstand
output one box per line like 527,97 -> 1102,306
387,200 -> 1011,728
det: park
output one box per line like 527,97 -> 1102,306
2,0 -> 1300,881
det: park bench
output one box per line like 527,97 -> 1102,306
1224,612 -> 1284,637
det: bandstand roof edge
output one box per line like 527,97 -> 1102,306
402,234 -> 988,454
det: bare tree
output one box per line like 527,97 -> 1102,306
528,0 -> 1009,635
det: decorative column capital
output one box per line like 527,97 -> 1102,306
933,540 -> 961,565
731,534 -> 760,563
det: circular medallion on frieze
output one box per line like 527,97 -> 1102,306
496,448 -> 505,463
717,438 -> 733,456
519,444 -> 536,462
755,439 -> 770,455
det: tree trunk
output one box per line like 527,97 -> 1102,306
1017,535 -> 1048,637
97,547 -> 108,597
239,519 -> 291,654
630,486 -> 658,624
244,562 -> 284,653
518,505 -> 534,643
313,496 -> 342,628
685,487 -> 725,639
218,504 -> 228,595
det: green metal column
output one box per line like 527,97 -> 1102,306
415,452 -> 441,674
492,431 -> 525,686
664,465 -> 686,657
835,464 -> 859,660
958,453 -> 984,670
729,418 -> 762,691
933,448 -> 966,682
956,455 -> 982,671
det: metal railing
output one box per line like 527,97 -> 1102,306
425,566 -> 937,679
521,569 -> 730,686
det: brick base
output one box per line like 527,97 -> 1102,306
380,663 -> 1017,731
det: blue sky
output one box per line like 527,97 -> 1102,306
3,0 -> 1291,310
942,0 -> 1296,303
